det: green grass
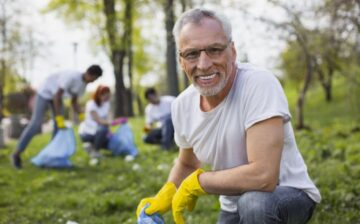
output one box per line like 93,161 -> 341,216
0,79 -> 359,223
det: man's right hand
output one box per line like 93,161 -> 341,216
136,182 -> 177,217
55,115 -> 66,129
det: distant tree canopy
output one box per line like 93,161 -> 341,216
46,0 -> 182,116
265,0 -> 359,129
45,0 -> 224,116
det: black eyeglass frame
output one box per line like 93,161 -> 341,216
178,40 -> 233,61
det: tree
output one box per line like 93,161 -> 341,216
261,1 -> 317,129
264,0 -> 359,128
47,0 -> 136,116
0,0 -> 40,120
163,0 -> 179,96
102,0 -> 133,116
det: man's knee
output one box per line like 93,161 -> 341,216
238,191 -> 268,214
237,191 -> 278,223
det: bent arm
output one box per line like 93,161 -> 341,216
54,89 -> 64,116
90,111 -> 109,126
199,117 -> 284,195
167,148 -> 202,187
71,96 -> 81,114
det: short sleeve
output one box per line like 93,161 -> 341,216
243,72 -> 291,130
171,99 -> 192,149
86,101 -> 97,113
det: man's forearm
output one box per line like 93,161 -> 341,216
167,159 -> 199,188
71,97 -> 81,114
199,163 -> 279,195
53,96 -> 63,116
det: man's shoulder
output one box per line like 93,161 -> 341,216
174,85 -> 197,102
60,70 -> 82,82
86,100 -> 97,109
172,85 -> 197,111
238,63 -> 272,77
237,63 -> 279,86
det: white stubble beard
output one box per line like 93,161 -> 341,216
192,72 -> 229,97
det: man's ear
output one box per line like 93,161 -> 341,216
179,57 -> 186,71
230,42 -> 237,62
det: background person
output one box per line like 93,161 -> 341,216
137,8 -> 320,224
143,88 -> 176,150
78,85 -> 112,159
11,65 -> 103,169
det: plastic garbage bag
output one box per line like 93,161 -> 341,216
108,123 -> 138,156
137,205 -> 164,224
31,128 -> 76,168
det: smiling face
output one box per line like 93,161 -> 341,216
178,17 -> 237,97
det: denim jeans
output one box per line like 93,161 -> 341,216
143,115 -> 174,150
16,94 -> 59,153
217,186 -> 316,224
79,125 -> 109,150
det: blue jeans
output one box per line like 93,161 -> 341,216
79,125 -> 109,150
16,94 -> 60,153
143,115 -> 174,150
217,186 -> 316,224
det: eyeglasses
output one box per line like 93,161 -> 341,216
179,41 -> 231,61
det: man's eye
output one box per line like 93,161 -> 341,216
207,47 -> 223,55
184,50 -> 199,58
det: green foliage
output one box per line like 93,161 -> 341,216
279,40 -> 306,88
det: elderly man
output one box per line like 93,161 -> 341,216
137,8 -> 320,224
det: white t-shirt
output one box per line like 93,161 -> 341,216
78,100 -> 110,135
38,71 -> 87,100
145,96 -> 176,127
172,63 -> 321,212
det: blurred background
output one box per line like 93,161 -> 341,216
0,0 -> 359,223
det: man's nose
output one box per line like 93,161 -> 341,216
196,51 -> 213,71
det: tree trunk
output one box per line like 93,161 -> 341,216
164,0 -> 179,96
0,3 -> 7,123
316,64 -> 333,102
294,30 -> 315,129
113,51 -> 128,116
103,0 -> 131,116
179,0 -> 192,91
124,0 -> 134,116
0,62 -> 4,122
296,53 -> 314,129
135,93 -> 143,116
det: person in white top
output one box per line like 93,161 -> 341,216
78,85 -> 112,158
143,88 -> 176,150
11,65 -> 103,169
79,85 -> 129,160
136,8 -> 320,224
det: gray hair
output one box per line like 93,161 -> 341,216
172,8 -> 232,49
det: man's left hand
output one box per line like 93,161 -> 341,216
172,169 -> 207,224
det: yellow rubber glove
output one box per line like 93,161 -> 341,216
172,169 -> 207,224
78,113 -> 85,122
55,115 -> 66,129
136,182 -> 177,218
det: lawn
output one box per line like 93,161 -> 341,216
0,80 -> 359,224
